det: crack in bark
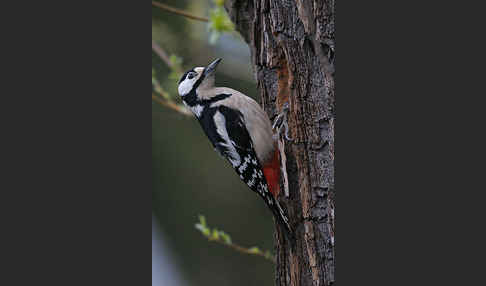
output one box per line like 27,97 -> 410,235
225,0 -> 335,285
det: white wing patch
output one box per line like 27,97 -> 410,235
213,110 -> 241,167
190,104 -> 204,117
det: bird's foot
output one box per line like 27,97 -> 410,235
272,102 -> 292,141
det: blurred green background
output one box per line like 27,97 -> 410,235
152,1 -> 276,285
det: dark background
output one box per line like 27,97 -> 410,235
152,1 -> 277,285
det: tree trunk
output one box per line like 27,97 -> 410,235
225,1 -> 335,285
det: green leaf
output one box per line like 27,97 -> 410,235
198,215 -> 207,227
169,54 -> 183,68
209,9 -> 234,33
195,223 -> 204,232
196,216 -> 211,236
220,231 -> 232,244
207,7 -> 234,44
213,0 -> 225,7
248,247 -> 261,254
195,222 -> 210,237
211,229 -> 220,240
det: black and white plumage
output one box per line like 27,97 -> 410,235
177,58 -> 293,238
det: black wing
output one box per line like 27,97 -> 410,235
195,103 -> 292,237
213,106 -> 293,236
215,105 -> 264,189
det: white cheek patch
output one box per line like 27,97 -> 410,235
178,78 -> 196,96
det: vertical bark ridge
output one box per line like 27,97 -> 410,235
225,1 -> 335,285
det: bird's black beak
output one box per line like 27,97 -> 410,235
203,58 -> 222,77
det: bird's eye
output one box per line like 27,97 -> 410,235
187,72 -> 195,80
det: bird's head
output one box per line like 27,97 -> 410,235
177,58 -> 222,98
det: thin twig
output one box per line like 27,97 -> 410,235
152,40 -> 172,68
152,93 -> 192,116
152,76 -> 169,100
152,40 -> 183,74
209,238 -> 276,263
151,41 -> 188,116
152,1 -> 208,22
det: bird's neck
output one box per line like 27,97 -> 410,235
183,89 -> 231,109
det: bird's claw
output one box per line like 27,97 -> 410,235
273,102 -> 293,141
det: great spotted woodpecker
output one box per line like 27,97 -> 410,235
178,58 -> 293,239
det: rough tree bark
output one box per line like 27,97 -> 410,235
224,1 -> 335,285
